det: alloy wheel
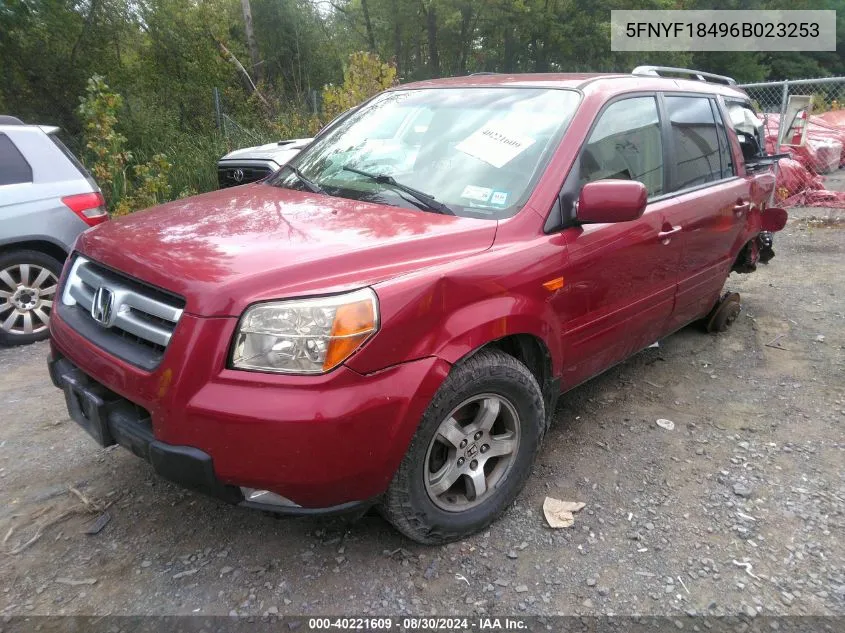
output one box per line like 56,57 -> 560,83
0,264 -> 58,336
424,393 -> 521,512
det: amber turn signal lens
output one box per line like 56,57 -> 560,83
323,299 -> 377,371
542,277 -> 565,292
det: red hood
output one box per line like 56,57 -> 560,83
77,184 -> 496,316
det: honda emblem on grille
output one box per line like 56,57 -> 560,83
91,286 -> 115,326
232,168 -> 244,183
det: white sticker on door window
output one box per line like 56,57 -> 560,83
460,185 -> 493,202
455,123 -> 537,168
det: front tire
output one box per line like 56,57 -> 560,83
0,250 -> 62,346
381,349 -> 545,544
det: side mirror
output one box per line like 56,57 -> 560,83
576,180 -> 648,224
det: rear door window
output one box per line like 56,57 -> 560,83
0,134 -> 33,185
665,96 -> 723,190
579,96 -> 664,197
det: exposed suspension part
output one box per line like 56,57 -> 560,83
732,232 -> 776,274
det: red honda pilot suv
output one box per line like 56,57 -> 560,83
49,67 -> 787,543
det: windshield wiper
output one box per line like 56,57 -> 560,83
279,163 -> 326,194
341,165 -> 455,215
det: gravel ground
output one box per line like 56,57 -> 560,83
0,210 -> 843,619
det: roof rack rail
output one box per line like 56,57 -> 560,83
0,115 -> 25,125
631,66 -> 736,86
469,72 -> 499,76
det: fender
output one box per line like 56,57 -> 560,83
348,269 -> 564,378
430,295 -> 563,377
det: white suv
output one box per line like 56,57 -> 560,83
0,116 -> 107,345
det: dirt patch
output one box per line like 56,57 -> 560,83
1,218 -> 843,618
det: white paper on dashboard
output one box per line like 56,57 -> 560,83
455,123 -> 537,169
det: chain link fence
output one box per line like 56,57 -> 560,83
212,87 -> 321,152
738,77 -> 845,208
212,87 -> 267,150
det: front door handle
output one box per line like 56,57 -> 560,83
658,226 -> 682,242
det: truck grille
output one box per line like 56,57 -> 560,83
217,165 -> 273,188
58,256 -> 185,371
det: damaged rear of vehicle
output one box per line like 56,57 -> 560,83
726,98 -> 789,274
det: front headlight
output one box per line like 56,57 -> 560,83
231,288 -> 379,374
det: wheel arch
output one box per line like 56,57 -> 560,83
0,239 -> 68,265
428,294 -> 562,428
456,332 -> 559,429
425,290 -> 562,366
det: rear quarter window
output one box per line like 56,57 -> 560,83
710,100 -> 735,179
0,134 -> 33,185
48,133 -> 95,181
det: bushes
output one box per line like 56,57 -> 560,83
75,52 -> 396,215
112,154 -> 173,217
322,52 -> 397,120
77,76 -> 175,215
270,52 -> 398,138
77,76 -> 132,206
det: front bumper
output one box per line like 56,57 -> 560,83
49,308 -> 450,511
50,355 -> 246,505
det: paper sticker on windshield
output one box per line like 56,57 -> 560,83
490,191 -> 509,206
456,123 -> 537,168
461,185 -> 492,203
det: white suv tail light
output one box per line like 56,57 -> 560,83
62,192 -> 109,227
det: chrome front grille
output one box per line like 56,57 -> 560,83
59,256 -> 185,370
217,164 -> 273,188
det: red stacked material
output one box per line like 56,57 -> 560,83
763,113 -> 842,174
781,189 -> 845,208
774,158 -> 845,208
774,158 -> 822,198
817,110 -> 845,128
808,115 -> 845,167
761,111 -> 845,208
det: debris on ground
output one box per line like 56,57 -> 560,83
83,512 -> 111,535
765,333 -> 788,350
656,419 -> 675,431
542,497 -> 586,528
733,559 -> 761,580
55,577 -> 98,586
733,483 -> 753,498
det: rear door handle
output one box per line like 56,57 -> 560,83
734,202 -> 751,216
658,226 -> 682,241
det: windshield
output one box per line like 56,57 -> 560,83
267,87 -> 581,219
